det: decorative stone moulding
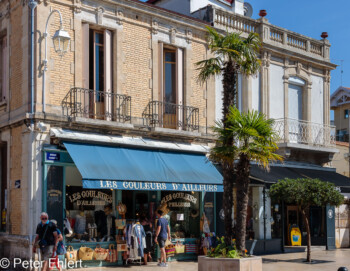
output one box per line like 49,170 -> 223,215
96,6 -> 105,25
116,9 -> 124,25
170,28 -> 176,44
198,256 -> 263,271
186,30 -> 193,44
152,20 -> 159,35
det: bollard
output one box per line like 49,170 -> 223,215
338,268 -> 348,271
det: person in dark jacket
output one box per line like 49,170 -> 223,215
32,212 -> 58,271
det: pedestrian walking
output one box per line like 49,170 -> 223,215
154,210 -> 171,267
32,212 -> 58,271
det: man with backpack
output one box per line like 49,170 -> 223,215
33,212 -> 58,271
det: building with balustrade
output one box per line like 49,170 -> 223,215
149,0 -> 350,252
0,0 -> 348,264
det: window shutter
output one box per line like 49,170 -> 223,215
158,42 -> 163,102
176,48 -> 184,129
104,29 -> 112,121
81,23 -> 89,117
2,37 -> 7,102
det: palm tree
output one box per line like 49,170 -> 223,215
196,27 -> 261,244
212,107 -> 283,253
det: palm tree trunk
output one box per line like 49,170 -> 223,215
235,153 -> 250,253
221,60 -> 238,246
222,60 -> 237,121
301,208 -> 311,262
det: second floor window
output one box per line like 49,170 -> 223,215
344,109 -> 349,119
82,24 -> 112,120
164,49 -> 176,105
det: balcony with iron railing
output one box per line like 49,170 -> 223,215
62,87 -> 131,122
273,118 -> 336,149
142,101 -> 200,132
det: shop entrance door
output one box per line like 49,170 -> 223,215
46,165 -> 64,231
286,206 -> 299,245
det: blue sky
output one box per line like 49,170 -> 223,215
140,0 -> 349,118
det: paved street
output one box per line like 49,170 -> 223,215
77,249 -> 350,271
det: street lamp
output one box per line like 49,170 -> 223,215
42,9 -> 71,113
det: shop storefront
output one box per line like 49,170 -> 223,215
43,140 -> 223,266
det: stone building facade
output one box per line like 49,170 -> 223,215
0,0 -> 342,263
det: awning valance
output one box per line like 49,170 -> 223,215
250,165 -> 350,192
64,142 -> 223,192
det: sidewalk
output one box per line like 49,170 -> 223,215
77,249 -> 350,271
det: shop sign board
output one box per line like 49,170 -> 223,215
83,180 -> 224,192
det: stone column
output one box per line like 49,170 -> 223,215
323,70 -> 331,125
283,59 -> 289,142
260,52 -> 270,116
252,187 -> 272,240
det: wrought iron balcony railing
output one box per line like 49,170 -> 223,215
142,101 -> 199,131
274,118 -> 336,148
62,87 -> 131,122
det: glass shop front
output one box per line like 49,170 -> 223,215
43,148 -> 223,266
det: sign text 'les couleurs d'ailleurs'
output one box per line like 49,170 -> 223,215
83,180 -> 223,192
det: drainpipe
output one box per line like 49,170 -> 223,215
28,0 -> 37,261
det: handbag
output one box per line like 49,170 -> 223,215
106,244 -> 117,262
175,241 -> 185,254
185,243 -> 198,254
165,244 -> 175,258
115,219 -> 126,229
78,247 -> 94,261
56,241 -> 66,255
38,224 -> 49,249
65,246 -> 77,262
93,244 -> 109,261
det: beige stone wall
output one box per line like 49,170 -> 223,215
121,19 -> 152,117
334,105 -> 350,133
33,1 -> 210,127
332,142 -> 349,177
190,41 -> 207,127
9,1 -> 28,112
9,126 -> 23,235
36,1 -> 75,111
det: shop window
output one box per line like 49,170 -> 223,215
0,144 -> 7,231
46,166 -> 64,231
65,166 -> 114,243
270,200 -> 282,239
0,35 -> 7,102
203,192 -> 215,233
215,192 -> 225,237
160,191 -> 200,238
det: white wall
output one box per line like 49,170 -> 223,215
311,75 -> 324,124
269,64 -> 284,119
155,0 -> 244,16
215,74 -> 223,122
252,73 -> 260,112
215,73 -> 242,122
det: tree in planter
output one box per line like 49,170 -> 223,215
211,107 -> 282,254
269,178 -> 344,262
196,27 -> 261,244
